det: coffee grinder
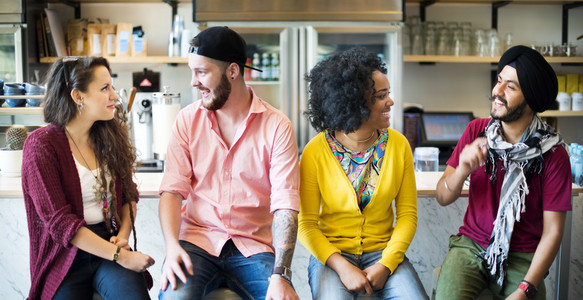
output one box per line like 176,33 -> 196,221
131,68 -> 163,172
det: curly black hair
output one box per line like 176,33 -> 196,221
305,47 -> 387,133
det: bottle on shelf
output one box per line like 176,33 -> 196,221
261,53 -> 271,81
168,15 -> 184,57
574,147 -> 583,186
570,143 -> 578,179
270,53 -> 280,82
252,53 -> 261,81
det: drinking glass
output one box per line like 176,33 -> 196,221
437,28 -> 449,55
452,28 -> 463,56
424,27 -> 436,55
488,29 -> 500,57
473,29 -> 486,56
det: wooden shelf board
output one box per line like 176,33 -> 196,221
46,0 -> 190,3
40,56 -> 188,64
0,95 -> 44,100
405,0 -> 578,4
404,55 -> 583,64
539,110 -> 583,117
39,55 -> 583,65
404,55 -> 499,63
0,107 -> 44,115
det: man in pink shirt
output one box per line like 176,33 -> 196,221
158,26 -> 300,300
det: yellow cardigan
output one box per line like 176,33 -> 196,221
298,128 -> 417,274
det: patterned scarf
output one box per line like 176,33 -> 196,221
326,129 -> 388,210
482,115 -> 565,286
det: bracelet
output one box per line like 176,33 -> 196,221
112,246 -> 121,263
269,273 -> 293,286
444,176 -> 454,193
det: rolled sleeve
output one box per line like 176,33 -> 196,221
159,109 -> 194,200
268,120 -> 300,213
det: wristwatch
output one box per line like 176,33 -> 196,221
272,266 -> 292,284
112,246 -> 121,263
518,280 -> 537,299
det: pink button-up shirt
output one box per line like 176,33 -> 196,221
159,88 -> 300,257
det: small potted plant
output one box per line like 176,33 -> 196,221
0,125 -> 29,177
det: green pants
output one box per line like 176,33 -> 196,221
435,235 -> 546,300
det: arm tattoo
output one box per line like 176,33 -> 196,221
272,209 -> 298,269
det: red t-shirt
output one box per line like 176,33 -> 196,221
447,118 -> 572,252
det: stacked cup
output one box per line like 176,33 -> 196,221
572,92 -> 583,111
3,83 -> 26,107
556,92 -> 572,111
24,83 -> 45,107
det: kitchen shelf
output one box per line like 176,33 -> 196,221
405,0 -> 578,4
0,95 -> 43,100
0,107 -> 43,115
247,81 -> 280,85
39,56 -> 189,64
404,55 -> 583,64
539,110 -> 583,117
45,0 -> 190,2
41,55 -> 583,65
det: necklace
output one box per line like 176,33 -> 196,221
66,128 -> 99,180
343,130 -> 377,143
65,128 -> 111,230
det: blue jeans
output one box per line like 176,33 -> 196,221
53,223 -> 150,300
308,251 -> 428,300
158,240 -> 274,300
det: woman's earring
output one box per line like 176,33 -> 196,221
77,99 -> 84,114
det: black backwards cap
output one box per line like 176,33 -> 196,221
189,26 -> 262,72
497,45 -> 558,113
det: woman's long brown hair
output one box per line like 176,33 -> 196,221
43,56 -> 140,250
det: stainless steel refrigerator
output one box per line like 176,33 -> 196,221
0,0 -> 26,84
196,1 -> 404,150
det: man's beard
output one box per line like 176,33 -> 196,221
490,96 -> 528,123
203,73 -> 231,111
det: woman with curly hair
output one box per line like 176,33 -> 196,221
298,48 -> 427,299
21,56 -> 154,300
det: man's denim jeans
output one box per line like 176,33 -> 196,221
159,240 -> 274,300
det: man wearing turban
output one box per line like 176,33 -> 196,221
434,45 -> 572,299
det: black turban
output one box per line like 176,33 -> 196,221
497,45 -> 558,113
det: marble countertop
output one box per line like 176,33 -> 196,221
0,172 -> 164,199
1,171 -> 580,199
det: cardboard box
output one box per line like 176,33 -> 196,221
557,75 -> 566,93
115,23 -> 132,57
566,74 -> 579,95
67,19 -> 87,56
131,35 -> 147,57
101,24 -> 116,56
87,23 -> 102,56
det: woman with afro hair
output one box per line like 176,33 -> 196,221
298,47 -> 427,300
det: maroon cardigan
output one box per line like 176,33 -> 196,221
21,124 -> 133,300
